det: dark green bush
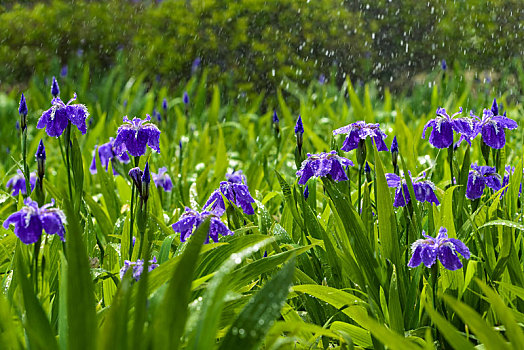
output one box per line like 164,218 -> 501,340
0,0 -> 522,95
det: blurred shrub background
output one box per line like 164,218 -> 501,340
0,0 -> 522,96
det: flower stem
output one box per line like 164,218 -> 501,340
33,237 -> 41,294
358,164 -> 362,215
129,156 -> 140,259
63,122 -> 73,202
447,145 -> 454,186
21,124 -> 31,197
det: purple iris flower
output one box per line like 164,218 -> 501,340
171,207 -> 234,243
37,93 -> 89,137
422,107 -> 475,149
469,105 -> 518,149
89,137 -> 131,175
225,170 -> 247,184
204,173 -> 256,216
296,151 -> 353,185
408,227 -> 470,271
386,171 -> 439,207
119,257 -> 159,281
333,121 -> 388,152
3,198 -> 66,244
113,115 -> 161,157
152,167 -> 173,192
6,170 -> 37,196
466,163 -> 502,200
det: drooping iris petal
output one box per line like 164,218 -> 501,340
5,170 -> 37,196
113,115 -> 161,157
171,208 -> 233,243
386,171 -> 439,207
466,163 -> 502,200
152,167 -> 173,192
422,107 -> 475,149
296,151 -> 353,185
37,94 -> 89,137
333,121 -> 388,152
470,109 -> 518,149
2,198 -> 66,245
407,227 -> 470,270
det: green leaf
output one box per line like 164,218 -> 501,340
64,200 -> 98,350
15,251 -> 59,350
275,170 -> 304,229
218,259 -> 295,350
422,299 -> 475,350
374,146 -> 400,267
98,274 -> 132,350
214,124 -> 228,181
476,279 -> 524,346
95,151 -> 121,224
153,218 -> 210,350
158,234 -> 176,264
442,294 -> 510,350
330,321 -> 372,348
187,237 -> 275,349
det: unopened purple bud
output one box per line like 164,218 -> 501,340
61,65 -> 68,78
295,115 -> 304,135
19,93 -> 28,117
36,139 -> 46,180
162,98 -> 168,111
491,98 -> 498,115
36,140 -> 46,161
272,110 -> 279,124
132,236 -> 136,247
141,162 -> 150,201
191,57 -> 201,74
441,59 -> 447,71
183,92 -> 189,105
391,136 -> 399,154
51,77 -> 60,97
364,161 -> 371,173
129,167 -> 143,190
319,74 -> 326,84
303,185 -> 309,200
16,121 -> 20,130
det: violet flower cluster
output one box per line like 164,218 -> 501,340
89,137 -> 130,175
37,93 -> 90,137
3,198 -> 66,244
171,207 -> 234,243
119,257 -> 159,281
296,151 -> 353,185
333,121 -> 388,152
386,172 -> 439,207
204,170 -> 256,216
6,170 -> 36,196
466,163 -> 502,200
408,227 -> 470,271
113,115 -> 161,157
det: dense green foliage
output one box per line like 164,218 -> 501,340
1,0 -> 523,95
0,57 -> 524,348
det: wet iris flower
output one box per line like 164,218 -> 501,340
466,163 -> 502,200
470,104 -> 518,149
89,137 -> 130,175
386,172 -> 439,207
6,170 -> 37,196
113,115 -> 161,157
204,171 -> 255,216
225,170 -> 247,184
3,198 -> 66,244
333,121 -> 388,152
119,257 -> 159,281
171,207 -> 234,243
422,107 -> 475,148
37,93 -> 90,137
408,227 -> 470,271
152,167 -> 173,192
296,151 -> 353,185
